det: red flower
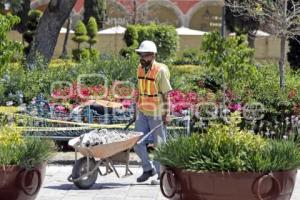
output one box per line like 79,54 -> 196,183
288,89 -> 297,99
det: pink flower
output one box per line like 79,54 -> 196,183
55,105 -> 68,113
228,103 -> 242,111
185,92 -> 198,104
121,99 -> 132,108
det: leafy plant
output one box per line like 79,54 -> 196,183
173,49 -> 201,65
154,112 -> 300,172
86,17 -> 99,60
122,24 -> 178,61
0,125 -> 55,168
0,14 -> 22,75
72,20 -> 88,48
0,56 -> 139,105
201,32 -> 258,97
72,20 -> 89,61
87,17 -> 98,49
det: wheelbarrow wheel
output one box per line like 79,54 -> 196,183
72,157 -> 98,189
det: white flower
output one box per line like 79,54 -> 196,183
6,101 -> 13,106
265,130 -> 270,136
271,131 -> 275,135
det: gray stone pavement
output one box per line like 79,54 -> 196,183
37,164 -> 167,200
37,152 -> 300,200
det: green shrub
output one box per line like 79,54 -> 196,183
72,48 -> 90,61
155,112 -> 300,172
0,125 -> 55,168
122,24 -> 178,61
72,20 -> 88,49
123,25 -> 138,46
119,44 -> 138,58
0,56 -> 139,105
86,17 -> 100,60
89,48 -> 100,60
169,65 -> 205,92
0,14 -> 22,75
173,49 -> 201,65
87,17 -> 98,48
201,32 -> 258,99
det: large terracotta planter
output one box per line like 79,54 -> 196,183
0,163 -> 46,200
160,165 -> 297,200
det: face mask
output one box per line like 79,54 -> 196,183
140,59 -> 152,68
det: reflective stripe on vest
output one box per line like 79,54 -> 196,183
137,63 -> 160,112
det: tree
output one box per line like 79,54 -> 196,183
60,16 -> 71,59
26,0 -> 77,69
87,17 -> 98,49
0,14 -> 22,74
226,0 -> 300,89
87,17 -> 100,60
0,0 -> 31,34
83,0 -> 106,30
72,20 -> 89,61
225,3 -> 260,48
287,0 -> 300,71
288,35 -> 300,70
72,20 -> 88,49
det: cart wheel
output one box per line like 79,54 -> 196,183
72,157 -> 98,189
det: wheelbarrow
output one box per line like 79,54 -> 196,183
67,122 -> 163,189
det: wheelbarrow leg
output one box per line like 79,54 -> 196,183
124,149 -> 133,177
106,159 -> 120,178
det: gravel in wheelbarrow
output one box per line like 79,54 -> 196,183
68,129 -> 143,159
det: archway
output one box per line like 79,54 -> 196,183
137,0 -> 184,27
104,0 -> 131,28
187,0 -> 223,31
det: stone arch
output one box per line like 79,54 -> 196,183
104,0 -> 131,28
137,0 -> 184,27
186,0 -> 223,31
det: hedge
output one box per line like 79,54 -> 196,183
121,24 -> 178,61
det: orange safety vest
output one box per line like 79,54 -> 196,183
137,63 -> 161,112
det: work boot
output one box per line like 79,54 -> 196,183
137,168 -> 156,182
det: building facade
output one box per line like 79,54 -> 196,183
31,0 -> 224,31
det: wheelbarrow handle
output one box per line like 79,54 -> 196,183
124,119 -> 136,130
137,123 -> 163,145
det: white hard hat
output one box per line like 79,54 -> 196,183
135,40 -> 157,53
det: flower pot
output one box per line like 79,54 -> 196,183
0,163 -> 46,200
160,165 -> 297,200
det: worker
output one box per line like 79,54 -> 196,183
133,40 -> 172,185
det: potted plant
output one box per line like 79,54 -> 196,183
0,125 -> 55,200
155,112 -> 300,200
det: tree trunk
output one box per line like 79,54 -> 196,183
132,0 -> 137,24
279,0 -> 287,89
26,0 -> 77,69
60,17 -> 71,59
279,36 -> 286,89
247,31 -> 256,49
